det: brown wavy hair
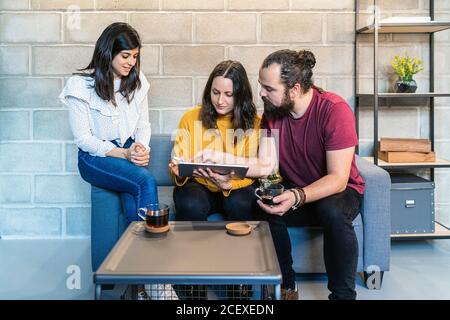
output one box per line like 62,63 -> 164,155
200,60 -> 257,131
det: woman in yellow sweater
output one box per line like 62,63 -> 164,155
169,60 -> 266,221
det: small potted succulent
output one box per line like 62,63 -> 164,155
390,55 -> 424,93
259,171 -> 282,189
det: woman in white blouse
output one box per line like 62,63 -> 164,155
60,23 -> 164,299
60,22 -> 157,221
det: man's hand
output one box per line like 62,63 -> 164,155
193,168 -> 233,190
257,190 -> 296,216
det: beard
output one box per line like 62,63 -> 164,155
262,91 -> 295,120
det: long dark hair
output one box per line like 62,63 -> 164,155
261,49 -> 323,94
76,22 -> 142,106
201,60 -> 257,131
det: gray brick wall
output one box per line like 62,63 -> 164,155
0,0 -> 449,238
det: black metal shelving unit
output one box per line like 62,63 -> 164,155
354,0 -> 450,240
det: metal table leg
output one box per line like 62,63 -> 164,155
95,284 -> 102,300
274,284 -> 281,300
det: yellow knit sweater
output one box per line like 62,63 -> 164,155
171,106 -> 261,196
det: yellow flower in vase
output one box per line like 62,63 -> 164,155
390,54 -> 423,93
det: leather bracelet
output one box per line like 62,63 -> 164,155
288,189 -> 299,207
291,188 -> 306,210
293,188 -> 301,206
289,188 -> 301,210
295,188 -> 306,207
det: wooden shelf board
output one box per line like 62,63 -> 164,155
357,22 -> 450,34
391,222 -> 450,240
363,157 -> 450,168
357,93 -> 450,98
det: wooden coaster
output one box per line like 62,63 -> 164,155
144,224 -> 170,234
225,222 -> 252,236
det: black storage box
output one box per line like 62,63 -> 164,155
390,173 -> 435,234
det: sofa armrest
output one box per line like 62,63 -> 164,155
355,156 -> 391,271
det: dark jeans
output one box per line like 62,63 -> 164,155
173,180 -> 257,221
256,183 -> 362,300
78,138 -> 159,223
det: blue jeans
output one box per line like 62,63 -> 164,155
173,180 -> 257,221
78,138 -> 159,223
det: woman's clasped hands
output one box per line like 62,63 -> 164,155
127,142 -> 150,166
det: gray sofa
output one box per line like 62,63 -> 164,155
91,134 -> 391,287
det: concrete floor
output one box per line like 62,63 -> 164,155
1,238 -> 450,300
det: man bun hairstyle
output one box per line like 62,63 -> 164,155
262,49 -> 321,93
298,50 -> 316,70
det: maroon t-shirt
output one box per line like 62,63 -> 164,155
261,88 -> 365,194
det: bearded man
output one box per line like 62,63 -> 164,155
257,49 -> 365,300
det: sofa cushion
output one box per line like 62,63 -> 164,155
148,134 -> 173,186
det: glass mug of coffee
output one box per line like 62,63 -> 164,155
137,203 -> 170,233
255,184 -> 284,205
